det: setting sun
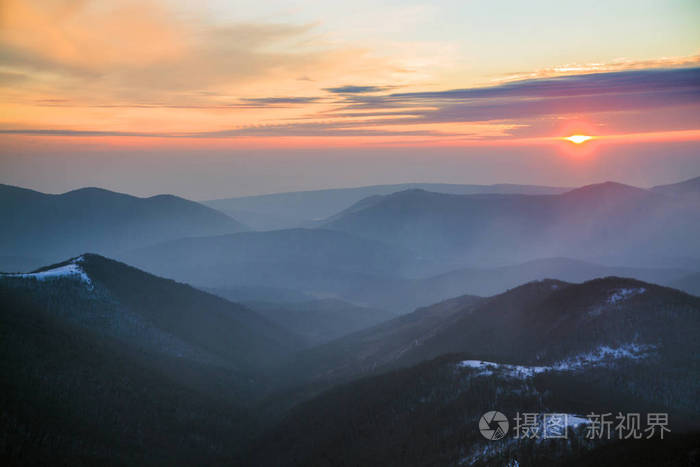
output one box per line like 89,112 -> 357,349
565,134 -> 593,144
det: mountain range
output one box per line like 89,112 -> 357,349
204,182 -> 571,230
323,180 -> 700,267
2,176 -> 700,466
0,184 -> 247,270
1,254 -> 698,465
0,254 -> 317,464
280,277 -> 700,389
122,243 -> 697,313
249,276 -> 700,466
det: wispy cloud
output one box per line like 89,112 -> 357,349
233,97 -> 323,108
324,85 -> 390,94
0,0 -> 405,108
1,1 -> 699,144
3,66 -> 700,142
493,54 -> 700,83
337,68 -> 700,108
0,129 -> 159,137
318,67 -> 700,139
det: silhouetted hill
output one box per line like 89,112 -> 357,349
0,184 -> 248,263
561,180 -> 652,200
250,351 -> 700,467
284,277 -> 700,388
408,277 -> 698,366
250,278 -> 700,466
1,254 -> 302,374
322,182 -> 700,266
0,282 -> 258,465
204,183 -> 570,230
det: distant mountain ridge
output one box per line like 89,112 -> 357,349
0,184 -> 247,267
363,257 -> 693,311
125,233 -> 697,313
204,182 -> 571,230
322,181 -> 700,267
5,179 -> 697,311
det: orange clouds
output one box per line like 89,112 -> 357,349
1,0 -> 183,69
0,0 -> 422,137
0,0 -> 325,97
1,1 -> 699,148
492,54 -> 700,84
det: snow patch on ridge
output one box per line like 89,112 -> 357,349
2,256 -> 93,289
458,343 -> 655,379
608,287 -> 646,304
552,343 -> 654,371
458,360 -> 549,378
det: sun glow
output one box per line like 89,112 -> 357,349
565,134 -> 593,144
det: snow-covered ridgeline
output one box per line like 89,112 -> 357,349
458,343 -> 655,378
458,360 -> 549,378
608,287 -> 646,304
1,256 -> 93,288
551,343 -> 654,370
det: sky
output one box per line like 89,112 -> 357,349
1,0 -> 700,199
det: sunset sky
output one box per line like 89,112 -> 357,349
1,0 -> 700,198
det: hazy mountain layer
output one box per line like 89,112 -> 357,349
205,182 -> 570,230
119,228 -> 422,298
244,298 -> 399,346
371,257 -> 693,311
124,231 -> 697,312
651,175 -> 700,199
323,181 -> 700,267
0,184 -> 247,264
